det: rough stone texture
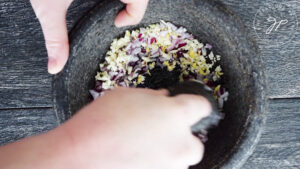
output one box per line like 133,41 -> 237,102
0,0 -> 299,169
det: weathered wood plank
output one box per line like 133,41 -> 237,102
0,0 -> 299,108
0,1 -> 299,168
0,0 -> 101,108
0,98 -> 299,168
0,1 -> 52,108
0,52 -> 52,107
0,108 -> 58,146
243,98 -> 300,169
221,0 -> 300,98
0,89 -> 52,108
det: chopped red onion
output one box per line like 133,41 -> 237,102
138,33 -> 142,38
92,20 -> 228,111
89,90 -> 100,99
205,43 -> 212,49
150,37 -> 157,44
177,43 -> 187,48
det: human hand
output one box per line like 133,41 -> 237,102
0,88 -> 211,169
30,0 -> 149,74
60,88 -> 211,169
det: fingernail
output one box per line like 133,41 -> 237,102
48,57 -> 58,74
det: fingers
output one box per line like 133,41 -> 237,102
115,0 -> 149,27
30,0 -> 73,74
184,136 -> 204,166
174,133 -> 204,167
113,87 -> 169,96
173,95 -> 212,126
139,88 -> 169,96
110,88 -> 211,126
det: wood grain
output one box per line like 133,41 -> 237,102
221,0 -> 300,98
0,56 -> 52,108
243,99 -> 300,169
0,0 -> 299,168
0,1 -> 51,108
0,0 -> 101,108
0,0 -> 299,108
0,108 -> 58,146
0,99 -> 298,168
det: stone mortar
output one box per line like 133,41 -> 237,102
53,0 -> 267,168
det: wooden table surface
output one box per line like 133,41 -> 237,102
0,0 -> 299,168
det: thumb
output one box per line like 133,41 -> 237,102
30,0 -> 73,74
115,0 -> 149,27
173,95 -> 212,126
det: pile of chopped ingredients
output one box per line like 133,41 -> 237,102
90,20 -> 229,109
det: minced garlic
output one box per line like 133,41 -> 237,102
91,20 -> 227,106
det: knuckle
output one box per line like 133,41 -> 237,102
44,39 -> 68,58
179,95 -> 211,115
177,95 -> 198,108
46,39 -> 63,47
183,137 -> 204,165
45,39 -> 67,50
